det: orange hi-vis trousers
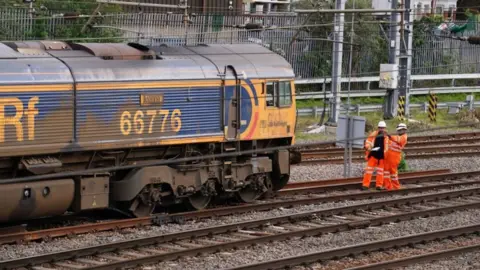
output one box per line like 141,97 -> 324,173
362,157 -> 384,188
384,152 -> 402,190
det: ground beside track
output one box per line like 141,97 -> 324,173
1,182 -> 479,263
294,118 -> 480,143
136,207 -> 480,270
292,236 -> 480,270
2,151 -> 480,268
291,156 -> 480,182
399,251 -> 480,270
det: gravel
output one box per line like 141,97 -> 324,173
400,250 -> 480,270
1,137 -> 479,267
295,127 -> 480,144
301,236 -> 480,270
141,208 -> 480,270
0,184 -> 477,261
290,156 -> 480,182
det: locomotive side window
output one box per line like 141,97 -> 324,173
279,81 -> 292,107
266,82 -> 276,107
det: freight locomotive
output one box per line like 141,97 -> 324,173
0,41 -> 296,223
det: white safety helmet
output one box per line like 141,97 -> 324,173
396,123 -> 407,131
377,121 -> 387,128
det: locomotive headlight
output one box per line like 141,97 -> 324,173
43,187 -> 50,197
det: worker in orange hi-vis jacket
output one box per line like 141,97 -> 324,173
384,123 -> 408,190
362,121 -> 389,191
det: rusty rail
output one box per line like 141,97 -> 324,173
3,187 -> 480,270
0,169 -> 470,246
302,144 -> 480,159
227,224 -> 480,270
301,151 -> 480,164
304,143 -> 480,158
283,169 -> 450,189
300,137 -> 480,154
347,243 -> 480,270
295,131 -> 480,151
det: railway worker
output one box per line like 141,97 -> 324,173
384,123 -> 408,190
362,121 -> 389,191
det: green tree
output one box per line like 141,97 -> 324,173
292,0 -> 388,79
397,153 -> 409,172
0,0 -> 122,41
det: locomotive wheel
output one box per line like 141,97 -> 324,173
236,185 -> 264,203
186,192 -> 212,210
272,175 -> 290,191
129,197 -> 155,217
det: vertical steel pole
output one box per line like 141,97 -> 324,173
384,0 -> 400,119
345,0 -> 356,178
348,116 -> 353,177
327,0 -> 346,125
399,0 -> 413,117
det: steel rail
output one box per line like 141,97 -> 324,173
283,169 -> 450,189
301,144 -> 480,159
173,179 -> 480,220
279,169 -> 465,196
301,151 -> 480,164
295,131 -> 480,151
408,131 -> 480,141
0,170 -> 452,244
300,137 -> 480,153
0,169 -> 469,245
346,243 -> 480,270
0,170 -> 454,244
227,224 -> 480,270
3,187 -> 479,269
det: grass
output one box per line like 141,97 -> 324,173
294,116 -> 332,141
296,93 -> 474,109
294,108 -> 475,142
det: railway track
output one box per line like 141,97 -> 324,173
2,183 -> 480,269
295,131 -> 480,151
300,147 -> 480,164
301,144 -> 480,159
228,225 -> 480,270
294,131 -> 480,164
0,169 -> 452,245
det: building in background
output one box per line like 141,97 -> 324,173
121,0 -> 292,15
372,0 -> 457,20
121,0 -> 243,15
243,0 -> 292,14
457,0 -> 479,20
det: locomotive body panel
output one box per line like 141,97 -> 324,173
0,46 -> 75,156
76,82 -> 224,146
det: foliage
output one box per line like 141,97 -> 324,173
412,15 -> 445,48
397,153 -> 408,172
457,107 -> 480,128
0,0 -> 123,41
410,14 -> 480,88
293,0 -> 388,79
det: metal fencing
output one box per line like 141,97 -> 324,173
298,101 -> 480,117
1,7 -> 480,84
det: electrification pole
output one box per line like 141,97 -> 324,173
383,0 -> 400,119
327,0 -> 346,125
399,0 -> 413,117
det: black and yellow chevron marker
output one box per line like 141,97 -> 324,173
398,96 -> 405,121
428,92 -> 437,122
